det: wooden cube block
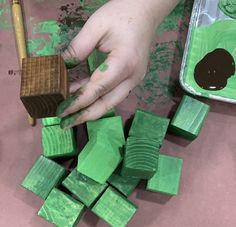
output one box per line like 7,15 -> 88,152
62,169 -> 108,207
170,95 -> 210,140
20,55 -> 68,118
42,116 -> 61,126
108,167 -> 140,197
92,187 -> 137,227
121,137 -> 160,179
38,188 -> 85,227
86,116 -> 125,147
42,125 -> 77,158
129,110 -> 170,145
21,155 -> 67,199
77,132 -> 122,184
147,154 -> 183,195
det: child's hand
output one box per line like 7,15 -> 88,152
58,0 -> 179,128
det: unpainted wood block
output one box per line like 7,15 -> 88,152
92,187 -> 137,227
77,132 -> 122,184
147,154 -> 183,195
121,137 -> 160,179
108,166 -> 140,197
62,169 -> 108,207
38,188 -> 85,227
21,155 -> 67,199
128,109 -> 170,145
42,116 -> 61,126
42,125 -> 77,158
86,116 -> 125,147
20,55 -> 68,118
170,95 -> 210,140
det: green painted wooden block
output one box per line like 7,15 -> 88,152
121,137 -> 160,179
108,169 -> 140,197
170,95 -> 210,140
42,125 -> 77,158
92,187 -> 137,227
129,110 -> 170,145
147,154 -> 183,195
77,132 -> 122,184
86,116 -> 125,147
21,155 -> 67,199
42,116 -> 61,126
38,188 -> 85,227
88,49 -> 107,74
62,169 -> 108,207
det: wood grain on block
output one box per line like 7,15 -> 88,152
92,187 -> 137,227
121,137 -> 160,179
128,109 -> 170,145
147,154 -> 183,195
38,188 -> 85,227
62,169 -> 108,207
77,132 -> 122,184
20,55 -> 68,118
21,155 -> 67,199
42,125 -> 77,158
170,95 -> 210,140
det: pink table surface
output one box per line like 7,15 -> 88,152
1,0 -> 236,226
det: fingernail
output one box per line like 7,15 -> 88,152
60,111 -> 83,129
99,63 -> 108,72
61,47 -> 80,69
56,95 -> 78,117
64,57 -> 81,69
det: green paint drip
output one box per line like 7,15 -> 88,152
219,0 -> 236,19
28,20 -> 61,55
183,20 -> 236,100
99,63 -> 108,72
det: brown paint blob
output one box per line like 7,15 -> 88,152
194,48 -> 235,90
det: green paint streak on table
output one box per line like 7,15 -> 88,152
147,154 -> 183,195
42,125 -> 77,158
170,95 -> 210,140
62,169 -> 108,207
21,155 -> 67,199
38,188 -> 85,227
92,187 -> 138,227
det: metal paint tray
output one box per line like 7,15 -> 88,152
180,0 -> 236,103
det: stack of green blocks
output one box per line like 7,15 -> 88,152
21,95 -> 210,226
122,110 -> 170,179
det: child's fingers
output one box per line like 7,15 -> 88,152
62,17 -> 106,62
57,51 -> 131,117
69,77 -> 90,94
60,78 -> 136,128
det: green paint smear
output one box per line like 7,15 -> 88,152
219,0 -> 236,19
98,62 -> 108,72
28,20 -> 61,55
183,20 -> 236,100
0,0 -> 12,29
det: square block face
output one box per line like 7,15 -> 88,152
21,155 -> 67,199
92,187 -> 137,227
20,55 -> 68,118
38,188 -> 85,227
121,137 -> 160,179
77,132 -> 122,184
108,168 -> 140,197
170,95 -> 210,140
128,110 -> 170,144
147,154 -> 183,195
42,116 -> 61,126
42,125 -> 77,158
86,116 -> 125,147
62,170 -> 108,207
